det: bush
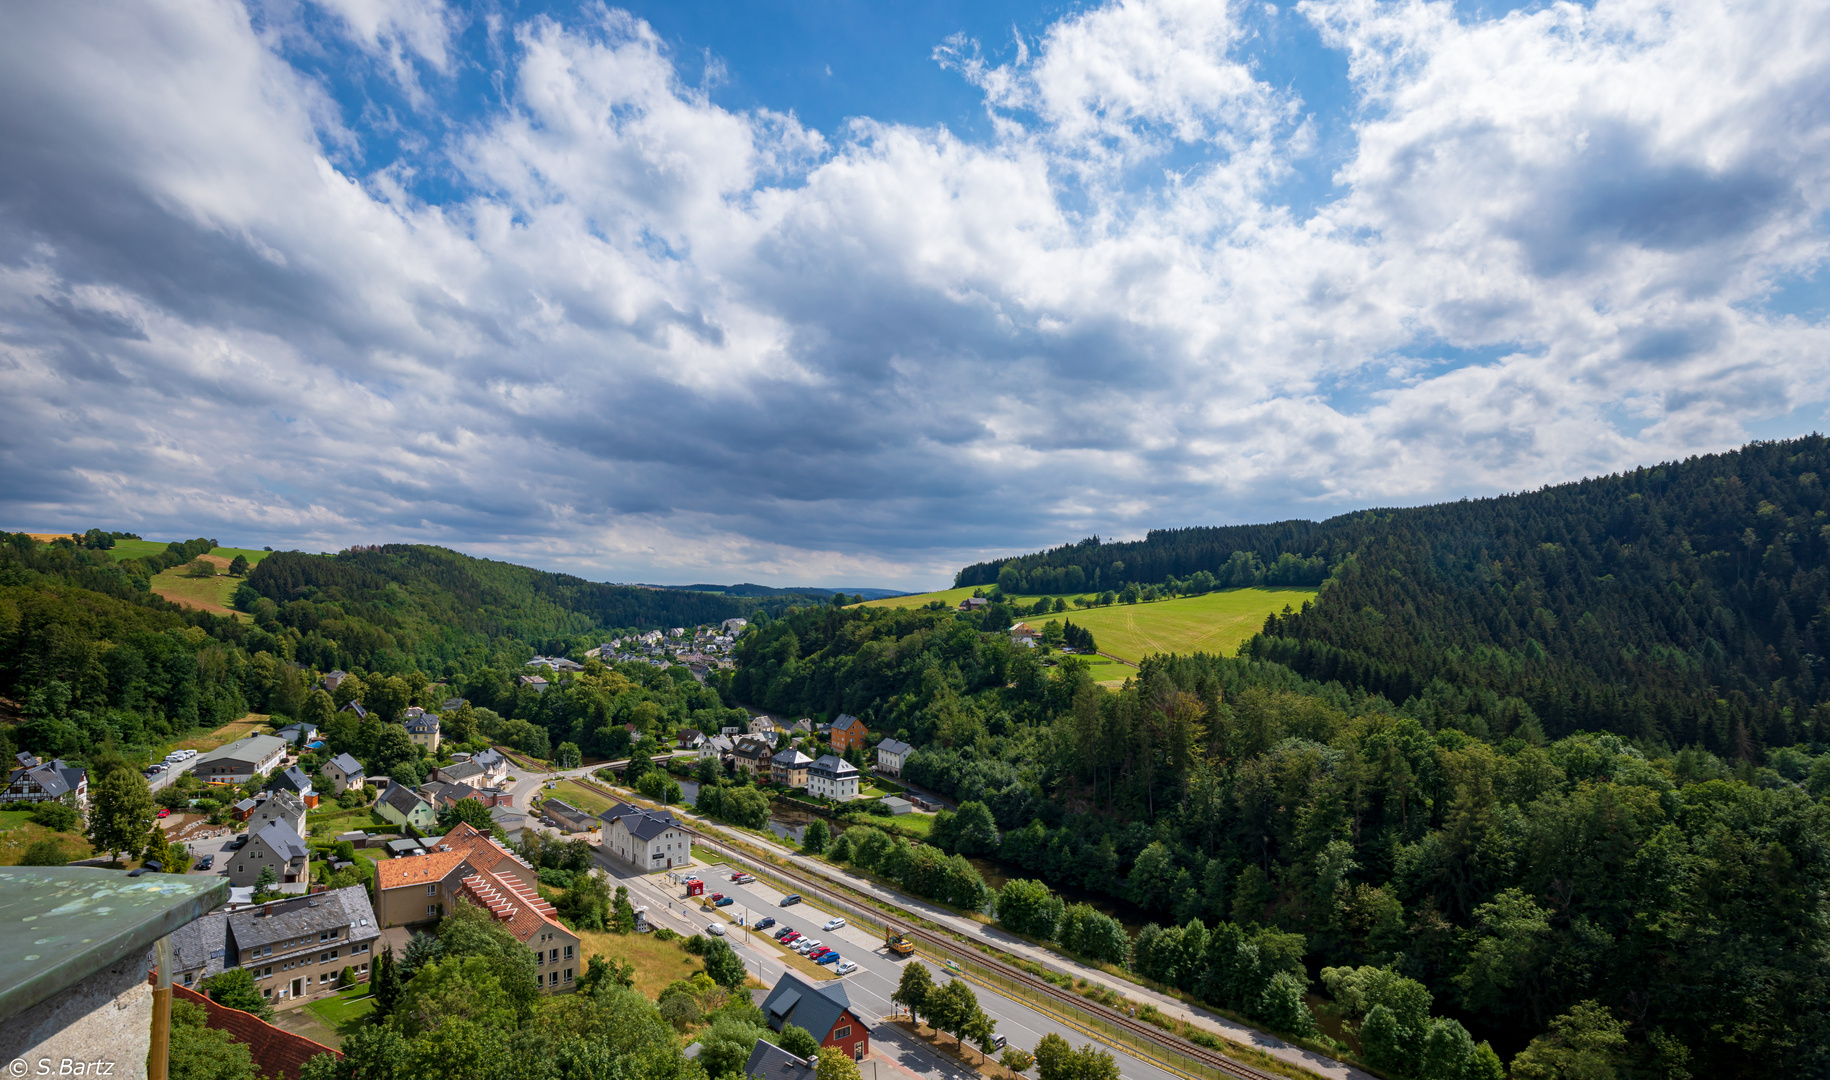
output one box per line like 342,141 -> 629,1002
19,839 -> 68,866
32,800 -> 79,832
184,557 -> 217,578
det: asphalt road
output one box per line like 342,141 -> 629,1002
595,849 -> 1177,1080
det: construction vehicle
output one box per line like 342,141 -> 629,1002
884,928 -> 915,956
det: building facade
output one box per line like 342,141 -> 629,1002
170,885 -> 381,1004
829,715 -> 869,755
759,972 -> 871,1061
322,753 -> 366,793
195,735 -> 288,785
226,821 -> 310,887
2,754 -> 87,808
808,755 -> 860,802
873,739 -> 912,776
599,802 -> 693,870
770,749 -> 813,789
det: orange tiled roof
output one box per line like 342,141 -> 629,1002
457,865 -> 568,944
174,984 -> 339,1080
374,849 -> 468,891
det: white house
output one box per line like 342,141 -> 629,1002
808,755 -> 859,802
599,802 -> 693,870
874,739 -> 913,777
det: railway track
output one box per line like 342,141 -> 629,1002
667,817 -> 1288,1080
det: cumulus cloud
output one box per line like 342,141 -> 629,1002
1,0 -> 1828,588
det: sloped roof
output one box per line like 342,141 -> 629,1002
455,866 -> 566,945
375,849 -> 467,891
875,739 -> 913,756
810,755 -> 857,779
174,984 -> 340,1080
439,760 -> 485,782
196,734 -> 287,769
170,908 -> 231,980
772,750 -> 814,768
253,821 -> 309,863
405,716 -> 440,733
745,1040 -> 817,1080
833,714 -> 865,732
339,701 -> 367,718
327,753 -> 364,776
380,782 -> 428,816
759,971 -> 865,1040
600,801 -> 681,841
228,886 -> 378,952
271,766 -> 313,794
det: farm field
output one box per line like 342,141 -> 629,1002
171,714 -> 271,754
861,585 -> 1315,665
1053,587 -> 1316,664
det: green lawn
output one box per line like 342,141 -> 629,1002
305,806 -> 388,838
546,779 -> 616,817
304,985 -> 376,1030
149,565 -> 244,617
108,539 -> 174,561
1049,587 -> 1316,663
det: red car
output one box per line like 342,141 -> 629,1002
781,931 -> 801,943
709,892 -> 725,902
808,947 -> 831,959
156,808 -> 171,818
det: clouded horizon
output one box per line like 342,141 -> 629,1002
3,0 -> 1828,591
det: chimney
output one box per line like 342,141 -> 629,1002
807,1057 -> 818,1071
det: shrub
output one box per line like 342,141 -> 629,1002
19,839 -> 68,866
32,800 -> 79,832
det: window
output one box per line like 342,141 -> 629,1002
549,971 -> 558,986
564,968 -> 573,983
564,945 -> 573,960
263,967 -> 272,977
834,1027 -> 852,1040
182,973 -> 193,985
537,951 -> 544,965
427,905 -> 437,917
427,884 -> 436,896
550,948 -> 559,963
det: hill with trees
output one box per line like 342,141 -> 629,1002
735,436 -> 1830,1078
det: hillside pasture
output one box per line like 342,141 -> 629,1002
148,547 -> 271,617
1049,588 -> 1316,664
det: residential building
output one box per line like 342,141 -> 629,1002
732,736 -> 774,777
829,714 -> 868,754
492,805 -> 529,843
526,656 -> 584,672
274,723 -> 319,747
404,714 -> 441,751
377,783 -> 437,831
434,759 -> 487,788
676,728 -> 706,751
744,1040 -> 817,1080
517,674 -> 550,692
320,670 -> 350,692
541,799 -> 595,832
473,747 -> 510,784
874,739 -> 913,777
269,765 -> 314,801
248,791 -> 307,839
2,753 -> 87,808
423,781 -> 514,811
226,821 -> 310,887
338,701 -> 368,719
170,885 -> 380,1004
702,734 -> 735,761
195,734 -> 288,785
808,755 -> 859,802
959,596 -> 988,611
748,715 -> 778,735
374,822 -> 581,991
759,972 -> 871,1061
721,618 -> 748,634
1009,622 -> 1039,644
770,749 -> 813,789
322,753 -> 365,794
599,802 -> 693,870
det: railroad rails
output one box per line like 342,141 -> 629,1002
667,818 -> 1289,1080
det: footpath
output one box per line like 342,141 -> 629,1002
694,821 -> 1370,1080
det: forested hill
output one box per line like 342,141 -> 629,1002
245,545 -> 745,660
960,436 -> 1830,755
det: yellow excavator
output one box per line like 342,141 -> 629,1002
883,927 -> 915,956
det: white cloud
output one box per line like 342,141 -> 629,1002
1,0 -> 1828,589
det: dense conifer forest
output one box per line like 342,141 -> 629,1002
740,437 -> 1830,1078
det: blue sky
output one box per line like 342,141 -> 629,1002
2,0 -> 1828,589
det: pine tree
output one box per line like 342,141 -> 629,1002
371,946 -> 403,1016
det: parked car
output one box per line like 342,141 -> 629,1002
797,939 -> 821,954
733,873 -> 755,884
823,918 -> 846,931
714,896 -> 734,907
709,893 -> 725,901
780,894 -> 802,906
196,855 -> 214,870
707,923 -> 726,936
994,1036 -> 1007,1050
156,808 -> 171,818
808,946 -> 830,959
755,917 -> 777,930
816,952 -> 840,965
775,926 -> 795,939
782,931 -> 802,944
834,960 -> 858,975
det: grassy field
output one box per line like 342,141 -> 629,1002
107,538 -> 173,561
863,585 -> 1315,666
171,714 -> 272,754
0,808 -> 94,866
545,780 -> 617,818
576,928 -> 708,996
303,985 -> 376,1031
142,546 -> 271,616
1053,588 -> 1316,664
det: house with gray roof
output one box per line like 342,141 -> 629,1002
434,759 -> 487,787
378,782 -> 437,832
759,972 -> 871,1061
874,738 -> 913,776
2,755 -> 87,808
248,790 -> 307,838
269,765 -> 314,801
404,714 -> 441,751
744,1040 -> 818,1080
323,753 -> 366,794
196,734 -> 288,784
275,722 -> 319,747
808,755 -> 859,802
599,802 -> 692,870
472,747 -> 509,783
171,885 -> 380,1004
541,799 -> 596,833
226,821 -> 310,888
339,700 -> 367,719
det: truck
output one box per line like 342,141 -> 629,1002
884,928 -> 915,956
